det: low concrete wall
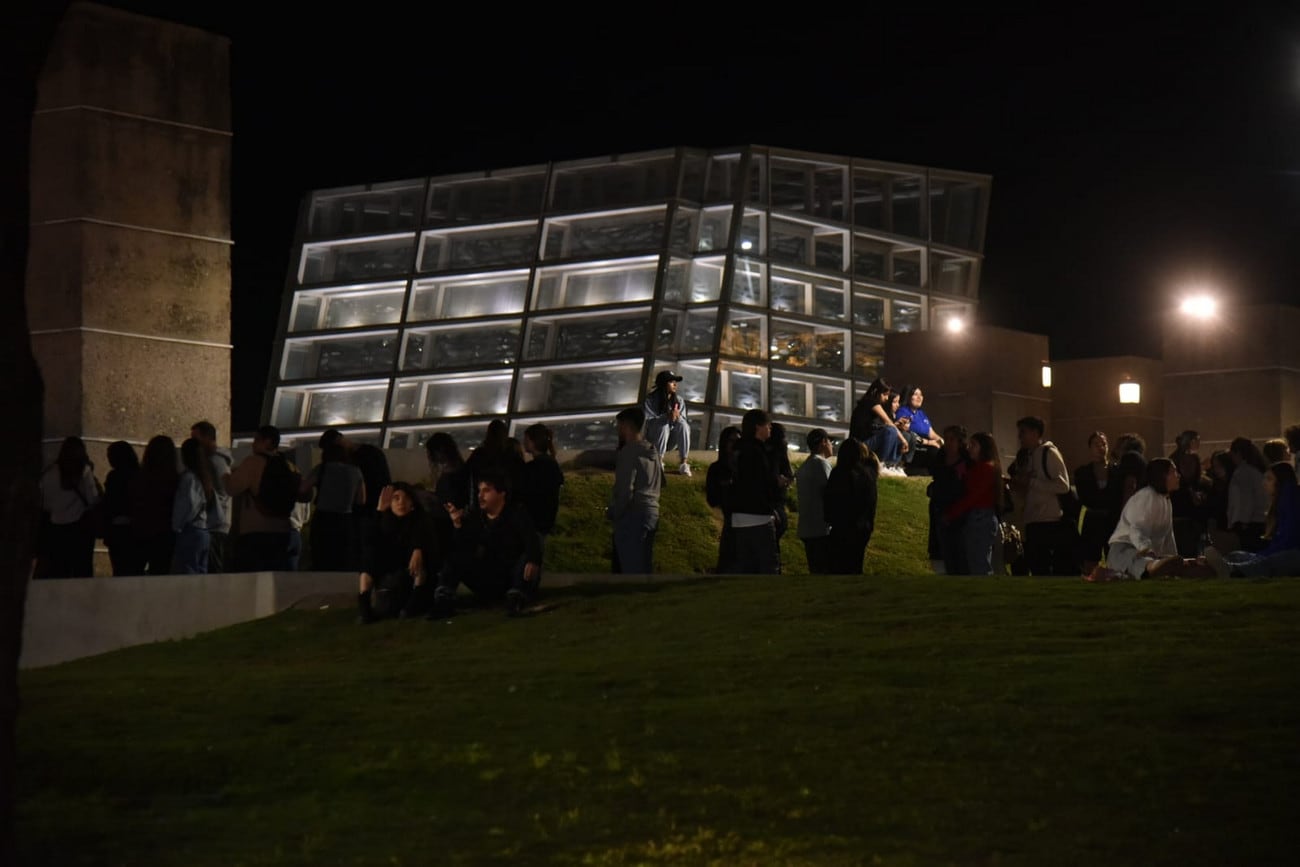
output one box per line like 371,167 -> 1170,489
20,571 -> 357,669
19,569 -> 712,669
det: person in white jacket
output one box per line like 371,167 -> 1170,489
1011,416 -> 1075,575
1106,458 -> 1214,579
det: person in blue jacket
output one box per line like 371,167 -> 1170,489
1205,461 -> 1300,577
895,385 -> 944,470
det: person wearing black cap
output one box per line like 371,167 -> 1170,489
796,428 -> 835,572
644,370 -> 692,476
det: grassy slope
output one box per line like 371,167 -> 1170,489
17,477 -> 1300,866
547,468 -> 931,577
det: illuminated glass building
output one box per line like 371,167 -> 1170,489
264,146 -> 991,451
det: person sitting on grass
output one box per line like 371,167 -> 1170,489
1099,458 -> 1215,580
1205,462 -> 1300,578
432,471 -> 542,618
357,483 -> 439,624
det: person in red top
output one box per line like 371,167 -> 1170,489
944,431 -> 1003,575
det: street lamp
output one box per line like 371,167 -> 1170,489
1179,294 -> 1217,320
945,316 -> 965,334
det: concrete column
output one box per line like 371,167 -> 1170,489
27,2 -> 232,464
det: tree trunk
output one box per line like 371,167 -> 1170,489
1,4 -> 68,861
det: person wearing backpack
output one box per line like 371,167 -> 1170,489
1011,416 -> 1076,576
227,425 -> 301,572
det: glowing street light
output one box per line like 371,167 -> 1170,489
1179,295 -> 1218,319
945,316 -> 966,334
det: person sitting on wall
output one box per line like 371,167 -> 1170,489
644,370 -> 692,477
895,385 -> 943,473
356,482 -> 439,623
849,378 -> 907,477
432,470 -> 542,618
1205,461 -> 1300,578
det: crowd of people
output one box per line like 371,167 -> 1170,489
36,371 -> 1300,621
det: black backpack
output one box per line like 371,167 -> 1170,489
255,452 -> 301,518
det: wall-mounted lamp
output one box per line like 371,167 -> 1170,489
1041,365 -> 1052,388
1119,382 -> 1141,404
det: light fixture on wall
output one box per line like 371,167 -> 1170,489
1119,381 -> 1141,404
945,316 -> 966,334
1041,365 -> 1052,388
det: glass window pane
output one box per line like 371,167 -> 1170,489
541,206 -> 667,260
814,282 -> 847,321
517,414 -> 619,451
852,290 -> 885,330
663,256 -> 725,304
735,208 -> 764,254
299,235 -> 415,284
550,154 -> 676,211
771,159 -> 847,222
389,374 -> 512,421
770,273 -> 808,315
281,331 -> 398,380
853,334 -> 884,379
532,257 -> 659,310
417,222 -> 538,273
674,361 -> 711,405
853,169 -> 886,230
425,169 -> 546,227
707,154 -> 742,203
718,362 -> 765,410
290,282 -> 407,331
655,310 -> 680,354
729,257 -> 766,307
745,153 -> 766,204
722,309 -> 766,359
891,175 -> 923,238
930,251 -> 976,296
409,271 -> 529,321
515,362 -> 644,412
274,383 -> 389,427
524,309 -> 652,361
891,300 -> 922,332
893,247 -> 922,286
814,382 -> 847,422
308,180 -> 422,238
698,206 -> 732,252
770,318 -> 847,372
852,235 -> 888,281
401,322 -> 521,370
771,376 -> 808,417
929,176 -> 986,250
681,307 -> 718,353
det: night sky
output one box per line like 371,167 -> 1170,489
110,6 -> 1300,431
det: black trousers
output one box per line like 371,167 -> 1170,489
138,531 -> 176,576
234,532 -> 291,572
309,511 -> 356,571
729,522 -> 780,574
802,535 -> 833,573
40,520 -> 95,578
828,530 -> 870,575
1024,520 -> 1078,576
440,553 -> 536,602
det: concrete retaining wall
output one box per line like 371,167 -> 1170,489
20,571 -> 357,669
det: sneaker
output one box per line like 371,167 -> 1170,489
679,462 -> 693,477
1203,546 -> 1230,580
425,588 -> 456,620
505,589 -> 526,618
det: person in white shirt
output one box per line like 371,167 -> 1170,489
1106,458 -> 1214,579
1227,437 -> 1269,551
38,436 -> 101,578
1010,416 -> 1075,575
795,428 -> 834,572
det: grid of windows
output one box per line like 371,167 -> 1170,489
266,146 -> 990,451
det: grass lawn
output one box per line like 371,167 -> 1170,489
17,474 -> 1300,865
545,467 -> 932,577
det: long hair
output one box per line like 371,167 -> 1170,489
479,419 -> 509,454
55,436 -> 91,491
1265,461 -> 1298,539
717,426 -> 741,457
862,378 -> 891,409
425,432 -> 465,468
524,423 -> 556,458
1145,457 -> 1175,495
1230,437 -> 1268,473
969,431 -> 1003,481
901,384 -> 921,408
180,437 -> 215,508
1173,430 -> 1199,454
140,436 -> 179,486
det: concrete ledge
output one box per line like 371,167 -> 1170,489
20,571 -> 356,669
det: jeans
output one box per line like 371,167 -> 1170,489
1222,548 -> 1300,577
647,418 -> 690,464
866,427 -> 902,465
962,508 -> 999,575
612,510 -> 658,574
172,525 -> 210,575
207,530 -> 230,574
